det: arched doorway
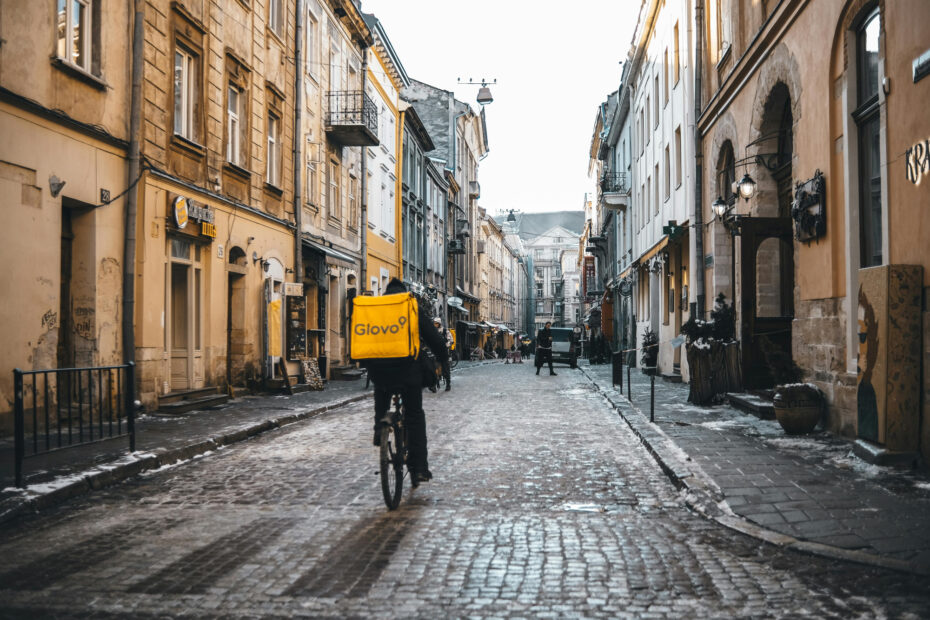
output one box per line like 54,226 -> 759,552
741,82 -> 796,388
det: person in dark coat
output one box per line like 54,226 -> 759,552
535,322 -> 557,376
366,278 -> 448,484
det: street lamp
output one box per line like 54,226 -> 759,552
457,78 -> 497,107
712,196 -> 728,220
737,172 -> 757,201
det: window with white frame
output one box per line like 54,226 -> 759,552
266,113 -> 281,187
348,172 -> 358,228
305,6 -> 318,78
268,0 -> 283,38
227,85 -> 242,165
174,47 -> 197,140
306,134 -> 318,206
674,127 -> 682,187
57,0 -> 96,73
664,145 -> 670,199
327,160 -> 340,219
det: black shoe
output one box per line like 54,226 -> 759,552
536,370 -> 540,375
428,384 -> 437,393
444,384 -> 451,392
412,469 -> 432,484
550,372 -> 558,376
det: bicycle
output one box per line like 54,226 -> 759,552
448,345 -> 458,369
378,392 -> 414,509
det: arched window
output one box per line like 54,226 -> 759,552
717,140 -> 736,205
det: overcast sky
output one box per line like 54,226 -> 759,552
362,1 -> 638,217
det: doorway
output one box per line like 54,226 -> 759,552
226,247 -> 247,387
740,218 -> 794,388
167,237 -> 203,391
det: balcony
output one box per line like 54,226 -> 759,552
599,171 -> 630,209
325,91 -> 379,146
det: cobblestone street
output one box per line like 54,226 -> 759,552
1,363 -> 929,618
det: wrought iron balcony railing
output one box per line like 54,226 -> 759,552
326,90 -> 379,147
600,171 -> 628,194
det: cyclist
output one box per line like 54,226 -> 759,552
433,317 -> 453,391
367,278 -> 448,484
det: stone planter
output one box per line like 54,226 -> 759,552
773,384 -> 823,434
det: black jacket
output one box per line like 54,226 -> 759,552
537,328 -> 553,349
367,299 -> 448,387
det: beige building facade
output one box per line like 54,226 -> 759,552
0,0 -> 133,429
134,0 -> 300,406
699,0 -> 930,460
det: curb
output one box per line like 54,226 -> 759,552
579,366 -> 930,577
0,392 -> 372,526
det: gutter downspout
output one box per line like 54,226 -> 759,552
693,0 -> 707,318
293,0 -> 304,283
123,0 -> 144,365
360,46 -> 369,292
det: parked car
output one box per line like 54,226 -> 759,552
550,327 -> 578,368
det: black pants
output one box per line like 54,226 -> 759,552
374,384 -> 428,473
536,348 -> 554,373
440,358 -> 451,386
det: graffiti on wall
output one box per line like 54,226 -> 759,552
856,286 -> 879,442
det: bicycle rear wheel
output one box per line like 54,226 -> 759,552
379,421 -> 404,509
449,352 -> 458,369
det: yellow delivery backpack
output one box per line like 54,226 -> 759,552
350,292 -> 420,361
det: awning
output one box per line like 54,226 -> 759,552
448,299 -> 467,313
636,236 -> 669,265
302,238 -> 356,267
455,286 -> 481,304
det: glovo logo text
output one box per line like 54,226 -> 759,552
354,315 -> 408,336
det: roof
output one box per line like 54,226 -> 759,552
511,211 -> 586,241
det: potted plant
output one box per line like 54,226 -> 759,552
765,339 -> 823,434
641,327 -> 659,375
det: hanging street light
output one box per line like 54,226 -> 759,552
737,172 -> 757,201
458,77 -> 497,106
712,196 -> 728,220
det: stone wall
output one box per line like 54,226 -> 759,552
792,296 -> 856,435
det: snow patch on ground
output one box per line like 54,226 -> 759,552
19,451 -> 159,495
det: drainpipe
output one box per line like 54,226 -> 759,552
123,0 -> 144,365
693,0 -> 707,318
293,0 -> 304,283
360,46 -> 369,292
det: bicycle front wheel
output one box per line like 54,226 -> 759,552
379,423 -> 404,510
449,354 -> 458,369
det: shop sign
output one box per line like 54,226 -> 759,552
285,282 -> 304,296
905,138 -> 930,186
172,195 -> 216,238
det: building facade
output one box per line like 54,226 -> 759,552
0,0 -> 133,429
698,0 -> 930,460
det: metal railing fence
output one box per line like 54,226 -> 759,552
13,362 -> 136,487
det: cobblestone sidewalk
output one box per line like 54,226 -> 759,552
580,360 -> 930,575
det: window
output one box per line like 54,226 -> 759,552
664,145 -> 671,199
674,127 -> 683,187
306,135 -> 318,206
327,160 -> 340,219
174,47 -> 197,141
673,22 -> 680,84
266,113 -> 281,187
227,85 -> 242,165
654,75 -> 660,126
57,0 -> 95,72
645,97 -> 650,144
330,39 -> 343,91
644,181 -> 649,223
654,165 -> 660,215
305,7 -> 318,78
349,173 -> 358,228
664,48 -> 670,105
855,8 -> 882,267
268,0 -> 282,38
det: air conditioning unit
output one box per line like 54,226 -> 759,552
477,240 -> 486,254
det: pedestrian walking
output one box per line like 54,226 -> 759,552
433,317 -> 452,391
535,322 -> 557,376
